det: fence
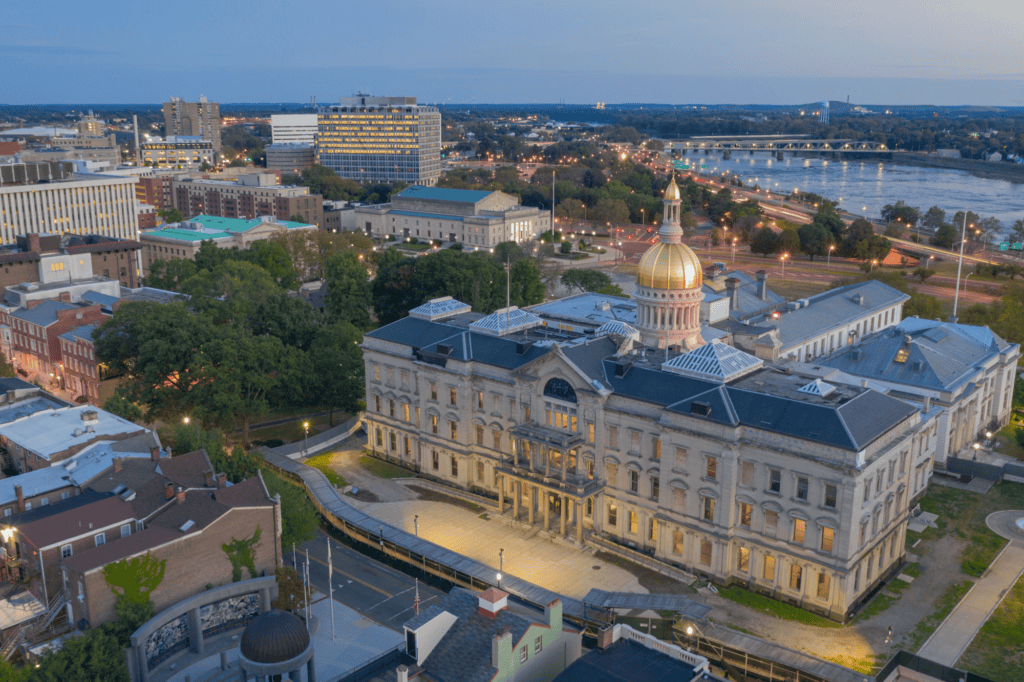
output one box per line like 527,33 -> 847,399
587,534 -> 697,585
273,413 -> 365,460
945,456 -> 1024,483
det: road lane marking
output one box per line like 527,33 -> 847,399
304,553 -> 391,597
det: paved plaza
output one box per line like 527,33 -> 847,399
351,494 -> 647,599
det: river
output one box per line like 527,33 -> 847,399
679,152 -> 1024,235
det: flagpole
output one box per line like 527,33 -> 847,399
304,549 -> 311,630
414,578 -> 420,615
327,539 -> 335,640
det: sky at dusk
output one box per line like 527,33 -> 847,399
3,0 -> 1022,106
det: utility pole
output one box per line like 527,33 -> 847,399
952,209 -> 969,320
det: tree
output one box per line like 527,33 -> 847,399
841,218 -> 876,257
289,214 -> 307,223
325,251 -> 373,329
157,207 -> 183,224
903,291 -> 943,320
922,206 -> 946,231
881,200 -> 920,226
180,260 -> 281,330
247,241 -> 298,290
912,267 -> 936,282
0,352 -> 14,379
797,222 -> 830,261
884,221 -> 905,238
508,258 -> 546,307
644,139 -> 665,151
561,269 -> 612,293
855,234 -> 892,262
560,241 -> 572,255
143,257 -> 197,291
308,322 -> 365,425
811,205 -> 846,243
31,628 -> 129,682
262,471 -> 317,552
590,197 -> 630,226
103,389 -> 143,423
1012,218 -> 1024,243
777,228 -> 800,256
931,223 -> 958,249
750,227 -> 779,257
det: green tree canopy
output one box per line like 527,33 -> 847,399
797,222 -> 830,261
561,268 -> 613,293
750,227 -> 779,257
325,251 -> 373,329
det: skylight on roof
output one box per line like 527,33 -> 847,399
894,348 -> 910,363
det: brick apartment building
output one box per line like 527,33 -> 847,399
171,174 -> 323,227
5,299 -> 108,379
134,175 -> 172,211
2,448 -> 280,628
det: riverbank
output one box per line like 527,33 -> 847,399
795,151 -> 1024,184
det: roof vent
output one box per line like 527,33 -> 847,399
851,349 -> 862,361
180,520 -> 195,532
516,340 -> 534,355
120,489 -> 136,501
613,359 -> 632,378
477,588 -> 509,618
690,401 -> 712,416
436,343 -> 453,356
594,300 -> 610,312
911,360 -> 923,371
852,294 -> 864,305
904,334 -> 912,344
111,484 -> 126,495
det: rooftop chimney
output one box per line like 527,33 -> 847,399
491,626 -> 513,671
26,234 -> 40,253
544,598 -> 562,631
203,470 -> 214,487
176,487 -> 186,505
923,395 -> 931,412
478,588 -> 509,618
14,485 -> 24,513
725,277 -> 740,311
112,457 -> 122,473
150,446 -> 161,462
756,270 -> 768,300
216,472 -> 227,489
396,665 -> 409,682
164,481 -> 175,500
597,625 -> 616,649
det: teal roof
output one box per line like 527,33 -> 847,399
396,185 -> 493,203
145,215 -> 314,243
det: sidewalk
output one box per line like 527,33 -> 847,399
916,511 -> 1024,666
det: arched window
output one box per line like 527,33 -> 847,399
543,378 -> 577,403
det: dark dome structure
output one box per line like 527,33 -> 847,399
240,609 -> 310,664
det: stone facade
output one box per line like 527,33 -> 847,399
363,317 -> 937,621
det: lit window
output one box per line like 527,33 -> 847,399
792,519 -> 806,544
894,348 -> 910,363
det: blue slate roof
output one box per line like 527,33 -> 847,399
760,279 -> 909,348
11,300 -> 78,327
395,186 -> 494,204
365,317 -> 464,349
415,588 -> 536,682
820,317 -> 1015,392
419,331 -> 551,370
59,325 -> 96,343
553,638 -> 700,682
80,290 -> 119,308
703,270 -> 785,321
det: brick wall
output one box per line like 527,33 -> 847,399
70,506 -> 278,626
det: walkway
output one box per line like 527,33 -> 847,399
916,510 -> 1024,666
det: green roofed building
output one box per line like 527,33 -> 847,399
139,214 -> 316,274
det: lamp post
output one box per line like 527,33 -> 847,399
499,548 -> 504,575
953,211 -> 971,319
731,237 -> 737,264
303,421 -> 309,458
827,244 -> 835,268
496,572 -> 502,588
780,252 -> 789,279
870,258 -> 878,272
414,515 -> 419,537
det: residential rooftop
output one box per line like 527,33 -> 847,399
0,405 -> 146,459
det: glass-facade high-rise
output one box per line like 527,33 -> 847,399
316,96 -> 441,186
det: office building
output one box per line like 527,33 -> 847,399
140,137 -> 215,168
265,143 -> 316,172
356,185 -> 549,247
77,113 -> 105,137
163,96 -> 222,152
170,173 -> 323,227
0,163 -> 140,244
361,178 -> 939,621
270,114 -> 318,145
317,96 -> 441,186
140,214 -> 316,274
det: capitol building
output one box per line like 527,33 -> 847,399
360,176 -> 994,621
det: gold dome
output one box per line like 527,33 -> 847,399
636,242 -> 702,290
664,177 -> 681,201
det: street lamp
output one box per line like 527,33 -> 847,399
499,548 -> 504,575
827,244 -> 835,268
183,416 -> 190,425
731,237 -> 737,264
870,258 -> 878,272
496,572 -> 502,588
303,421 -> 309,458
414,515 -> 419,537
780,252 -> 789,278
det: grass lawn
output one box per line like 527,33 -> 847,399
854,573 -> 914,623
359,455 -> 412,479
912,482 -> 1024,573
909,580 -> 974,650
396,242 -> 433,252
717,586 -> 842,628
244,414 -> 334,446
304,452 -> 348,488
993,421 -> 1024,461
958,573 -> 1024,679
